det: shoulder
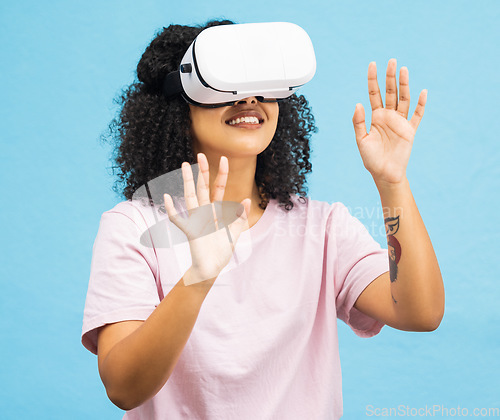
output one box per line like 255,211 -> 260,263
289,196 -> 368,240
99,199 -> 160,230
271,195 -> 354,236
276,194 -> 349,220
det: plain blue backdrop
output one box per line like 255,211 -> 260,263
1,0 -> 499,418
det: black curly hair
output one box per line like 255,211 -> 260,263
104,19 -> 317,211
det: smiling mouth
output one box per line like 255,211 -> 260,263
226,116 -> 264,126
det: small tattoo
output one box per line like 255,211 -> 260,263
384,216 -> 401,285
385,216 -> 400,236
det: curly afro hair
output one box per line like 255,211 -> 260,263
104,19 -> 317,211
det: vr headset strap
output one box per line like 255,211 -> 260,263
163,70 -> 182,98
163,62 -> 195,98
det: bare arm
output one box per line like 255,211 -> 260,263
97,154 -> 250,410
354,179 -> 444,331
351,60 -> 444,331
97,269 -> 214,410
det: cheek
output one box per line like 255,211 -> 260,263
260,103 -> 279,135
271,103 -> 279,121
190,110 -> 218,141
269,105 -> 279,132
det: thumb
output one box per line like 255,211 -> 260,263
227,198 -> 251,244
352,103 -> 368,145
236,198 -> 251,220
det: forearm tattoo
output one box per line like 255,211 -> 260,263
384,216 -> 401,303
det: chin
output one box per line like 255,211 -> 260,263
227,136 -> 271,156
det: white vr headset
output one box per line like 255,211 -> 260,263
163,22 -> 316,108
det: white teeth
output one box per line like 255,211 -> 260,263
228,116 -> 260,125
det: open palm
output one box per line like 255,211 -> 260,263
352,59 -> 427,185
163,154 -> 251,285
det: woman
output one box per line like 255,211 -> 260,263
82,19 -> 444,419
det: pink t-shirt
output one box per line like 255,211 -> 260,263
82,195 -> 389,419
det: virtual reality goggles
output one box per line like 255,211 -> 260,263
163,22 -> 316,108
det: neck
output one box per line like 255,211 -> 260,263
203,152 -> 266,225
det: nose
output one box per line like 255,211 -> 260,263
235,96 -> 258,105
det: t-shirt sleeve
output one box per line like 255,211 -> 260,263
330,203 -> 389,338
81,208 -> 160,355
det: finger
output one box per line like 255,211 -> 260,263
368,62 -> 383,111
409,89 -> 427,130
227,198 -> 251,242
211,156 -> 228,202
182,162 -> 199,210
164,193 -> 186,230
237,198 -> 251,221
397,66 -> 410,118
352,103 -> 368,146
196,153 -> 211,206
385,59 -> 398,110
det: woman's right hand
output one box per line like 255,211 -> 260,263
163,153 -> 251,285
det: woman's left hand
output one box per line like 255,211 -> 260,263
352,59 -> 427,187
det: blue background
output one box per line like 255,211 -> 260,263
1,0 -> 499,418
